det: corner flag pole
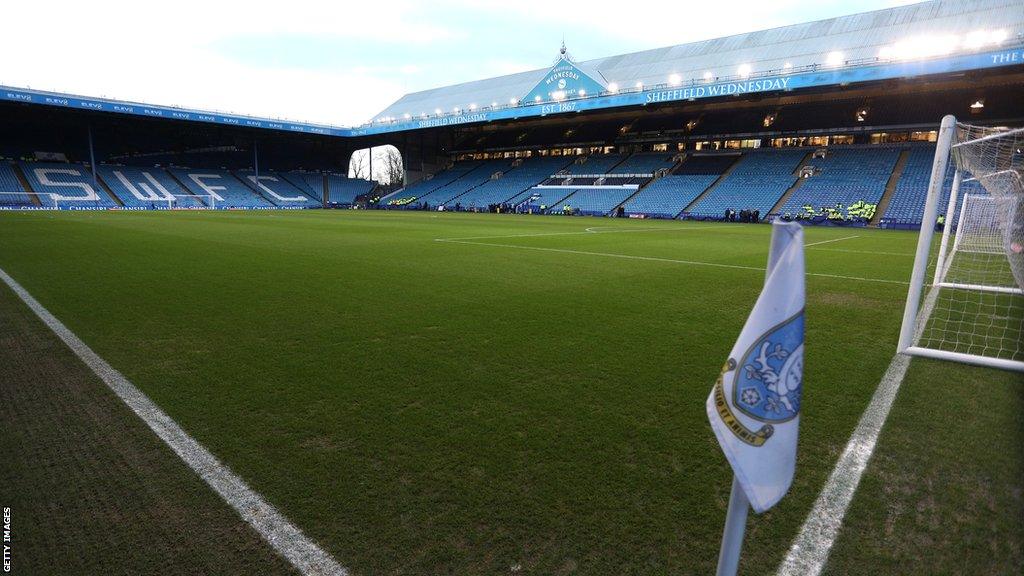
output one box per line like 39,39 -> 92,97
716,477 -> 750,576
713,222 -> 801,576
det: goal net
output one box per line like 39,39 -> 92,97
170,194 -> 216,209
899,116 -> 1024,372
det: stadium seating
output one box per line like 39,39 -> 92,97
282,172 -> 326,203
235,170 -> 320,207
20,162 -> 119,209
776,147 -> 900,220
676,155 -> 739,175
510,186 -> 577,212
448,157 -> 575,209
0,162 -> 34,207
622,175 -> 719,218
419,159 -> 512,205
564,154 -> 624,175
325,175 -> 375,205
169,168 -> 273,208
383,161 -> 483,206
553,188 -> 637,215
876,146 -> 932,227
610,152 -> 677,174
878,146 -> 986,229
688,149 -> 805,219
98,166 -> 204,208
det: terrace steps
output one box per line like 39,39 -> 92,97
609,175 -> 657,216
871,149 -> 910,226
165,170 -> 213,207
678,154 -> 742,216
12,163 -> 41,206
94,172 -> 124,207
768,151 -> 816,215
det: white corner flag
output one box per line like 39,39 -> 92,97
708,221 -> 805,576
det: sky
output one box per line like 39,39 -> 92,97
1,0 -> 922,127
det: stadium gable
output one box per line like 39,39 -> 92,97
367,0 -> 1023,132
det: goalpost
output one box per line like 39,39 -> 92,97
898,115 -> 1024,372
170,194 -> 216,209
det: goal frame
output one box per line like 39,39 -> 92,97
897,114 -> 1024,372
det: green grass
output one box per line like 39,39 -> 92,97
0,210 -> 1018,575
0,276 -> 298,575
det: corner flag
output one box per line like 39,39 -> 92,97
708,221 -> 805,513
709,221 -> 805,576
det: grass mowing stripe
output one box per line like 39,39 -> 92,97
0,265 -> 347,576
435,238 -> 910,286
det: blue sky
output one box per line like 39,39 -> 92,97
2,0 -> 920,126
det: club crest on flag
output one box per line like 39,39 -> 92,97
712,312 -> 804,448
735,313 -> 804,424
707,220 -> 805,518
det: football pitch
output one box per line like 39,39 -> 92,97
0,210 -> 1020,575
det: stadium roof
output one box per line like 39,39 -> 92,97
373,0 -> 1024,120
2,0 -> 1022,140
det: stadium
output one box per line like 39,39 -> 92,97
1,0 -> 1022,575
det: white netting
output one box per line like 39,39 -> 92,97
171,194 -> 216,209
911,122 -> 1024,368
921,194 -> 1024,362
952,123 -> 1024,289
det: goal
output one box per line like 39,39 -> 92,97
169,194 -> 217,209
898,115 -> 1024,372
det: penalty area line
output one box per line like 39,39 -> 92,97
0,266 -> 347,576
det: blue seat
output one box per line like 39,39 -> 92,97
688,149 -> 805,219
623,175 -> 718,218
554,188 -> 636,215
235,170 -> 320,207
0,162 -> 34,207
20,162 -> 118,209
447,157 -> 575,209
98,166 -> 204,208
778,147 -> 900,220
169,168 -> 273,208
326,175 -> 375,205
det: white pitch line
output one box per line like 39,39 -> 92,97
804,235 -> 860,247
436,224 -> 727,242
435,238 -> 908,286
807,247 -> 915,257
0,267 -> 347,576
776,285 -> 939,576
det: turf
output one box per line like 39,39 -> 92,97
0,278 -> 298,576
0,210 -> 1018,575
824,359 -> 1023,575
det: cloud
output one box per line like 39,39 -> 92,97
0,0 -> 922,125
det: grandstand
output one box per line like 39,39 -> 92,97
21,163 -> 118,209
686,150 -> 804,220
169,168 -> 274,209
98,165 -> 204,209
235,170 -> 320,207
623,175 -> 719,218
776,147 -> 900,220
0,0 -> 1019,227
444,156 -> 573,209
